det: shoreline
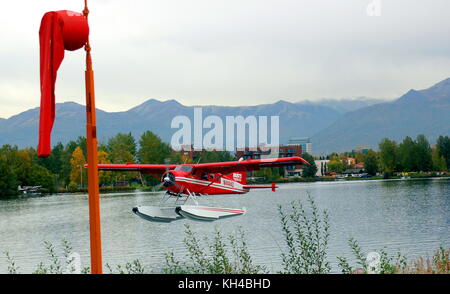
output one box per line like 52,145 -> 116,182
248,173 -> 450,185
3,174 -> 449,199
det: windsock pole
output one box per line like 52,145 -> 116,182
83,0 -> 103,274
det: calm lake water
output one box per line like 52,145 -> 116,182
0,178 -> 449,273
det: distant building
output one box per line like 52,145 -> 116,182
354,162 -> 364,169
288,137 -> 312,155
347,157 -> 356,166
235,145 -> 304,177
176,145 -> 196,160
314,159 -> 330,177
354,145 -> 370,154
279,145 -> 303,177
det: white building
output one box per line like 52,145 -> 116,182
288,137 -> 313,154
314,159 -> 330,177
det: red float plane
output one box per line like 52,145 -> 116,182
94,156 -> 309,222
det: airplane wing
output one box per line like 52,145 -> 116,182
191,156 -> 310,174
92,163 -> 178,174
92,156 -> 309,175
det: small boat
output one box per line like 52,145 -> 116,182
18,185 -> 42,194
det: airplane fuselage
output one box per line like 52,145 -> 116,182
162,170 -> 248,195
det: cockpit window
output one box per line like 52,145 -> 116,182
174,165 -> 193,173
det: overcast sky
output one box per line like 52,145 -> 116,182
1,0 -> 449,118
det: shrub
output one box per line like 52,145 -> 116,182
68,181 -> 78,192
278,194 -> 331,274
106,260 -> 146,274
162,225 -> 266,274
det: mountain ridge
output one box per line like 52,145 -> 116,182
311,78 -> 450,154
0,98 -> 349,149
1,77 -> 449,154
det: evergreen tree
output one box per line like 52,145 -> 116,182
138,131 -> 173,164
107,133 -> 137,163
415,134 -> 432,172
138,131 -> 177,185
397,136 -> 417,172
378,138 -> 398,174
364,150 -> 378,176
61,141 -> 79,186
437,136 -> 450,169
36,143 -> 64,176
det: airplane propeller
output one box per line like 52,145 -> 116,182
161,158 -> 176,188
148,159 -> 173,192
162,172 -> 176,188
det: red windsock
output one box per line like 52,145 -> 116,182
38,10 -> 89,157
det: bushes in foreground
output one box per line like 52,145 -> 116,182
163,226 -> 266,274
337,239 -> 449,274
3,239 -> 146,274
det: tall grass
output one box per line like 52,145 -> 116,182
404,246 -> 449,274
105,260 -> 146,274
3,239 -> 144,274
162,225 -> 266,274
337,238 -> 449,274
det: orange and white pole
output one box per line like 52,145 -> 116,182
83,0 -> 103,274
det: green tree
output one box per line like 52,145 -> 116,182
327,156 -> 346,173
28,165 -> 55,192
301,153 -> 317,178
60,141 -> 79,186
138,131 -> 177,185
0,156 -> 18,196
194,151 -> 234,163
397,136 -> 417,172
364,150 -> 378,176
432,147 -> 447,172
415,134 -> 432,172
36,143 -> 64,180
13,149 -> 33,185
107,133 -> 137,163
378,138 -> 398,175
436,136 -> 450,169
138,131 -> 175,164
